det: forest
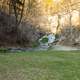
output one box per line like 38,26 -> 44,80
0,0 -> 80,48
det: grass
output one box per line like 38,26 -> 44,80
0,50 -> 80,80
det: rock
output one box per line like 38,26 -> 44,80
48,34 -> 55,44
39,33 -> 56,48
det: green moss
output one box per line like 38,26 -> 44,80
41,37 -> 48,43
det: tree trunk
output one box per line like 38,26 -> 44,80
56,14 -> 61,34
69,12 -> 73,41
79,10 -> 80,26
69,13 -> 72,27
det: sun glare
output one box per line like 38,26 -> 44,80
53,0 -> 61,3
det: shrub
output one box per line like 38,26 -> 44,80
40,37 -> 48,43
32,41 -> 40,48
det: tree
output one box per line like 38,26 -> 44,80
25,0 -> 41,17
10,0 -> 25,26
